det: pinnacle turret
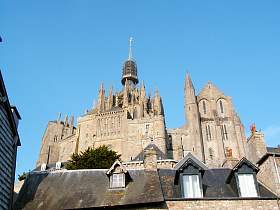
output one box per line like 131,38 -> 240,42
97,83 -> 105,112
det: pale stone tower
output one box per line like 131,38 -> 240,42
36,115 -> 75,166
168,74 -> 247,167
184,74 -> 205,162
36,38 -> 168,165
196,81 -> 246,167
76,38 -> 167,161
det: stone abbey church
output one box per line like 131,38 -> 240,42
37,53 -> 247,169
14,42 -> 280,210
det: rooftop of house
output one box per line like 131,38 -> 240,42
256,146 -> 280,165
15,165 -> 278,210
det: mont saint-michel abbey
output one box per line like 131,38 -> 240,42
37,42 -> 247,168
14,40 -> 280,210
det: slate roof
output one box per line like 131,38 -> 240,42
267,146 -> 280,154
158,168 -> 278,200
14,169 -> 164,210
231,157 -> 259,172
15,166 -> 278,210
174,153 -> 208,171
133,144 -> 166,161
15,153 -> 279,210
257,147 -> 280,165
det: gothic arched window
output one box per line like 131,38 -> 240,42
221,124 -> 228,140
202,101 -> 206,114
206,125 -> 212,141
219,100 -> 224,114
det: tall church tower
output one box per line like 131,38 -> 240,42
184,74 -> 205,162
73,37 -> 167,162
197,82 -> 246,167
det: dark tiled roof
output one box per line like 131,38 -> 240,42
14,169 -> 164,210
158,168 -> 278,199
257,147 -> 280,165
231,157 -> 259,172
267,147 -> 280,154
174,153 -> 208,171
133,144 -> 166,161
15,165 -> 279,210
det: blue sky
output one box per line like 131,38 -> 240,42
1,1 -> 280,176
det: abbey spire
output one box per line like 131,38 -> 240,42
121,37 -> 139,86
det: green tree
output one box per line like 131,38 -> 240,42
66,145 -> 121,170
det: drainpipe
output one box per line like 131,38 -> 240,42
273,154 -> 280,184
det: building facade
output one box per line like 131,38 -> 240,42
34,40 -> 280,196
36,42 -> 247,169
0,71 -> 21,210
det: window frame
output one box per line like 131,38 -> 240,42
221,124 -> 228,140
109,173 -> 126,189
179,166 -> 203,198
206,124 -> 212,141
234,166 -> 260,198
202,100 -> 207,114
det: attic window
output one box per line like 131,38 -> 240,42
230,158 -> 260,198
237,174 -> 258,197
182,174 -> 202,198
110,173 -> 125,188
107,160 -> 128,189
41,163 -> 47,171
174,154 -> 207,199
56,162 -> 62,170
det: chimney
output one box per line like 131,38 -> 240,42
143,145 -> 157,170
247,127 -> 267,164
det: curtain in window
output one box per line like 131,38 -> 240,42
237,174 -> 257,197
182,175 -> 202,198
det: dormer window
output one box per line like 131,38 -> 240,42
174,153 -> 207,199
41,163 -> 47,171
56,162 -> 62,170
182,174 -> 202,198
110,173 -> 125,188
107,160 -> 128,189
227,157 -> 260,198
237,174 -> 258,197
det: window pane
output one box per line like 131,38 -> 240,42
111,173 -> 125,188
182,175 -> 202,198
238,174 -> 258,197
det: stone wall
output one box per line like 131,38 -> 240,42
166,199 -> 280,210
75,200 -> 280,210
257,156 -> 280,196
247,131 -> 267,164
